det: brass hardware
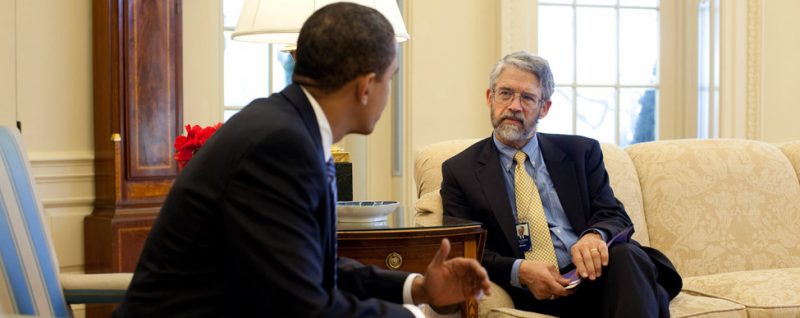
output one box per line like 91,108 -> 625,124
331,145 -> 350,163
385,252 -> 403,269
111,133 -> 122,142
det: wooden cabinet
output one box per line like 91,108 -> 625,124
85,0 -> 182,315
337,219 -> 486,318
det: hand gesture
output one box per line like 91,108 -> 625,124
519,260 -> 572,300
412,238 -> 492,307
570,232 -> 608,281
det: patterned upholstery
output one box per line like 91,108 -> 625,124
598,143 -> 650,246
625,139 -> 800,277
413,138 -> 480,225
0,126 -> 131,317
668,293 -> 746,318
683,268 -> 800,317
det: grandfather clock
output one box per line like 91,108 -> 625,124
85,0 -> 182,315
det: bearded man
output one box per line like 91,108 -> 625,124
440,51 -> 682,318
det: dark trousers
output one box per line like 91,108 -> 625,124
515,243 -> 670,318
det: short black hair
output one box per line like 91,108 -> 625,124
292,2 -> 396,93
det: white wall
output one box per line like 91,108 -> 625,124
183,0 -> 224,127
761,0 -> 800,142
406,0 -> 499,147
397,0 -> 500,223
0,0 -> 15,127
16,0 -> 93,154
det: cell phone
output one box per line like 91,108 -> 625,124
565,279 -> 581,289
560,263 -> 581,289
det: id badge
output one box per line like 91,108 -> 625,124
516,222 -> 532,252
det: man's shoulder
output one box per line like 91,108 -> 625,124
538,132 -> 600,152
539,132 -> 597,146
443,137 -> 493,166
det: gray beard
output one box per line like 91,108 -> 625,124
492,112 -> 539,146
495,122 -> 530,144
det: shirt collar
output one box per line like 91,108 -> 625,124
301,86 -> 332,162
492,133 -> 540,172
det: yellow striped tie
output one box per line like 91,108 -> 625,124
513,150 -> 558,268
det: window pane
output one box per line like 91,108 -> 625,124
223,0 -> 244,29
224,30 -> 270,107
620,9 -> 658,85
538,87 -> 574,135
576,7 -> 616,84
576,87 -> 615,143
620,88 -> 656,146
539,5 -> 574,84
620,0 -> 658,8
576,0 -> 616,6
224,109 -> 239,122
271,44 -> 293,93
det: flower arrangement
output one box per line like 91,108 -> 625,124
174,122 -> 222,169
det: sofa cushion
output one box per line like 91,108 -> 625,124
487,308 -> 556,318
669,292 -> 746,318
478,281 -> 516,318
683,268 -> 800,317
626,139 -> 800,277
599,142 -> 650,246
483,292 -> 746,318
414,191 -> 443,226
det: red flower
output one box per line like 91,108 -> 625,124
174,122 -> 222,169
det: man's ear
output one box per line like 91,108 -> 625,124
356,72 -> 377,105
539,100 -> 553,119
485,88 -> 493,108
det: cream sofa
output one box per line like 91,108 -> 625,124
414,138 -> 800,318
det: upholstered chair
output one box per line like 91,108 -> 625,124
0,126 -> 131,317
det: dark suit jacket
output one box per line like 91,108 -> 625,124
440,134 -> 681,305
115,84 -> 413,317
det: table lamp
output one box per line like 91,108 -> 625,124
231,0 -> 410,47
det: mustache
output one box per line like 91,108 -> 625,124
499,112 -> 525,124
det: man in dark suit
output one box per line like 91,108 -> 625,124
115,3 -> 490,317
441,51 -> 681,317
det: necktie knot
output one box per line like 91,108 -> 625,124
514,150 -> 527,166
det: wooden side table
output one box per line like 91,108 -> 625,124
337,216 -> 487,318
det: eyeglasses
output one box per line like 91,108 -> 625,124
491,88 -> 542,108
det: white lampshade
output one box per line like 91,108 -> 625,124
232,0 -> 410,44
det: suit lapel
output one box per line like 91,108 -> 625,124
538,134 -> 587,231
475,139 -> 523,257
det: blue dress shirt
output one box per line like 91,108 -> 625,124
492,135 -> 606,288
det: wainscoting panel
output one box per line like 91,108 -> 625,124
29,152 -> 95,272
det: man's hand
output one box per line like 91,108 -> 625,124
519,260 -> 572,300
570,232 -> 608,281
411,238 -> 492,307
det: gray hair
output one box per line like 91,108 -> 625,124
488,51 -> 555,101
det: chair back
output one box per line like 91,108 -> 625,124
413,139 -> 481,225
0,126 -> 69,316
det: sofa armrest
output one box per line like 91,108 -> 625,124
60,273 -> 132,304
478,281 -> 515,318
